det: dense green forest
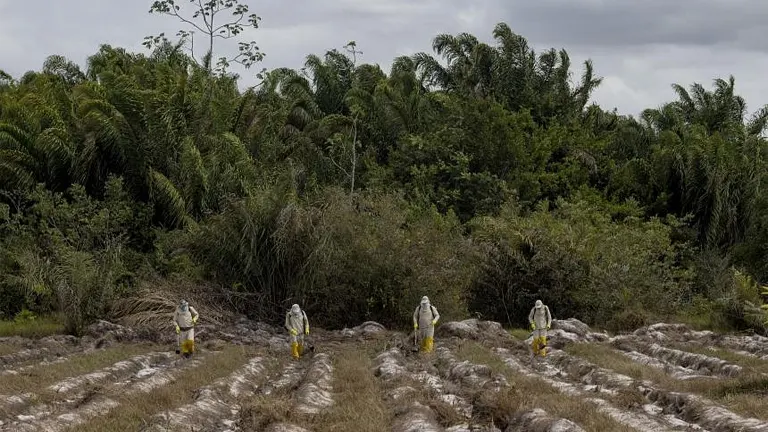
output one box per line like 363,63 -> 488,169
2,1 -> 768,335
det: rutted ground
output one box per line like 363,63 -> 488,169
0,318 -> 767,431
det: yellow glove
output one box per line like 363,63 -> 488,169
290,328 -> 298,336
192,315 -> 198,324
175,324 -> 180,334
413,322 -> 418,330
431,319 -> 437,326
531,322 -> 536,330
304,326 -> 310,335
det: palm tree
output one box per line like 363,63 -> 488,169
0,85 -> 73,193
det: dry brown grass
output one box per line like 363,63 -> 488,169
239,393 -> 295,430
0,343 -> 158,395
72,344 -> 256,432
310,346 -> 391,432
454,341 -> 636,432
242,342 -> 393,432
424,392 -> 469,427
565,342 -> 768,421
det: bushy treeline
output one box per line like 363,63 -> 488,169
1,21 -> 767,334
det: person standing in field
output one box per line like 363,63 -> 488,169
285,304 -> 310,360
528,299 -> 552,358
413,296 -> 440,353
174,299 -> 199,358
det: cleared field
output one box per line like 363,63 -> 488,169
0,318 -> 767,432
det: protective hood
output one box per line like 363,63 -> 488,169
421,296 -> 430,306
291,304 -> 302,316
534,300 -> 543,309
179,299 -> 189,312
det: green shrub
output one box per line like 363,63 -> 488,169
300,188 -> 474,328
0,179 -> 144,334
467,193 -> 691,328
13,308 -> 37,323
182,184 -> 474,328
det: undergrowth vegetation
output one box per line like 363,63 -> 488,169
1,1 -> 768,334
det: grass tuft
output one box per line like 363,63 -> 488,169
508,328 -> 531,341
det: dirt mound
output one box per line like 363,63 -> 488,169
393,401 -> 442,432
437,319 -> 510,341
546,319 -> 610,347
0,335 -> 81,369
264,423 -> 313,432
632,323 -> 768,360
294,353 -> 334,415
611,337 -> 742,377
436,347 -> 508,392
342,321 -> 387,338
507,408 -> 586,432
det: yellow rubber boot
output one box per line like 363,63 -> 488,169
538,337 -> 547,357
181,339 -> 195,357
298,343 -> 304,356
422,336 -> 434,353
531,338 -> 540,356
291,342 -> 300,360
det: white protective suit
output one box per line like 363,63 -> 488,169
173,300 -> 199,357
413,296 -> 440,353
528,300 -> 551,357
285,304 -> 309,359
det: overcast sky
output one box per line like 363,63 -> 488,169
2,0 -> 768,117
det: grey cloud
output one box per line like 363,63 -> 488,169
1,0 -> 767,116
499,0 -> 768,51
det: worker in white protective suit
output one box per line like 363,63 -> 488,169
173,299 -> 199,358
413,296 -> 440,353
528,299 -> 552,357
285,304 -> 309,360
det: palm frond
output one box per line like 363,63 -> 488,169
149,168 -> 187,228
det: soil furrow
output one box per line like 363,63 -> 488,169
1,354 -> 73,377
259,361 -> 306,396
617,349 -> 712,380
372,348 -> 443,432
6,352 -> 218,432
239,352 -> 329,431
547,349 -> 768,432
1,351 -> 174,422
0,345 -> 80,370
506,408 -> 587,432
632,325 -> 768,360
436,345 -> 585,432
494,347 -> 692,432
143,355 -> 271,432
612,338 -> 742,377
